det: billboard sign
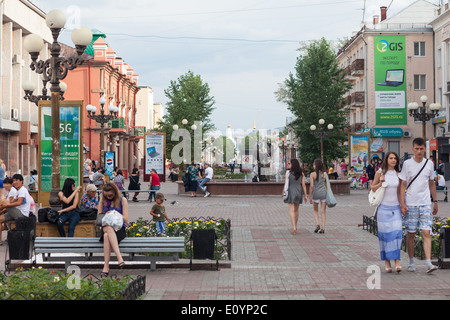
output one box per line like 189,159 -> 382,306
374,35 -> 407,125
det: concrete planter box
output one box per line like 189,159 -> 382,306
177,180 -> 351,196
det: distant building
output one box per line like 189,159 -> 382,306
63,30 -> 140,176
0,0 -> 52,183
337,0 -> 438,160
135,86 -> 164,168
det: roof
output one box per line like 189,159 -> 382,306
84,28 -> 107,56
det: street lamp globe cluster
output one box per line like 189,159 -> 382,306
407,95 -> 442,140
86,95 -> 119,167
22,9 -> 92,208
310,119 -> 334,163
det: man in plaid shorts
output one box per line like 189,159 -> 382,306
399,138 -> 438,273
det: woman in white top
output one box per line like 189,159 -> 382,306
371,152 -> 403,273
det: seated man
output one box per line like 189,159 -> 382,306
0,174 -> 32,239
197,163 -> 213,198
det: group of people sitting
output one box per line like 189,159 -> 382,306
56,180 -> 129,276
0,174 -> 35,240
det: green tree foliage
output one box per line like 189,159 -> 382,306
157,71 -> 215,162
276,38 -> 352,166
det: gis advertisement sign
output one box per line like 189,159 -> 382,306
374,35 -> 407,125
38,101 -> 83,196
144,132 -> 165,182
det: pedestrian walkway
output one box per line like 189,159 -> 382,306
1,181 -> 450,301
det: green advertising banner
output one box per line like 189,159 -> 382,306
374,35 -> 407,125
40,105 -> 82,191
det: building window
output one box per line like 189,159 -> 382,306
414,74 -> 426,90
437,48 -> 442,68
414,42 -> 425,57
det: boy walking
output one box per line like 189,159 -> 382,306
150,192 -> 171,235
399,138 -> 438,273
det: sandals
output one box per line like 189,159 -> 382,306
314,225 -> 320,233
100,271 -> 109,278
319,229 -> 325,234
119,261 -> 125,268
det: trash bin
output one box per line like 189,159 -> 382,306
6,214 -> 36,262
189,229 -> 218,270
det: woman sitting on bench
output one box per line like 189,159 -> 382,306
98,182 -> 129,277
57,178 -> 82,238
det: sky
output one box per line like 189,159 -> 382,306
32,0 -> 438,135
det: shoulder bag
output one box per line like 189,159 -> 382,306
325,173 -> 337,208
283,170 -> 290,201
368,169 -> 386,207
406,159 -> 428,190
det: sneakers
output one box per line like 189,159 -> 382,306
426,264 -> 438,274
407,264 -> 415,272
204,192 -> 211,197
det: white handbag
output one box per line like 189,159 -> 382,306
283,170 -> 290,201
368,181 -> 387,207
102,210 -> 124,231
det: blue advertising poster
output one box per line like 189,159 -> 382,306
104,151 -> 115,179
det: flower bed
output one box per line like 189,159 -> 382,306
0,267 -> 145,300
363,215 -> 450,260
126,217 -> 231,260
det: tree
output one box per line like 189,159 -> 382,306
276,38 -> 352,166
157,71 -> 215,163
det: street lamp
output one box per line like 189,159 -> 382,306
407,95 -> 442,141
310,119 -> 334,163
86,95 -> 118,167
22,9 -> 92,207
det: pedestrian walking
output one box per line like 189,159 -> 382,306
129,168 -> 141,202
399,137 -> 438,274
372,151 -> 402,273
150,192 -> 171,235
283,158 -> 307,235
309,159 -> 327,234
367,159 -> 376,189
148,169 -> 161,202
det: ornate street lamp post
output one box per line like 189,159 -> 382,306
310,119 -> 334,163
22,9 -> 92,207
407,95 -> 442,141
86,95 -> 118,167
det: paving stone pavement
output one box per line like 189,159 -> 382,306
1,181 -> 450,302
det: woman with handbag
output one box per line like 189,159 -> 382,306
309,159 -> 327,234
283,159 -> 307,235
98,182 -> 128,277
371,151 -> 402,273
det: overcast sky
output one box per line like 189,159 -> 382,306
32,0 -> 437,134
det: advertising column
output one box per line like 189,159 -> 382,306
39,101 -> 83,205
374,35 -> 407,125
144,132 -> 166,182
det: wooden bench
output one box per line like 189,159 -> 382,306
34,236 -> 185,270
9,220 -> 96,238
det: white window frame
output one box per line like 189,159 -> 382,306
414,74 -> 426,90
414,41 -> 426,57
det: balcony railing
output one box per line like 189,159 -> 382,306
350,59 -> 364,76
351,91 -> 365,106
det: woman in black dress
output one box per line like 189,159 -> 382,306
128,168 -> 140,202
367,159 -> 376,188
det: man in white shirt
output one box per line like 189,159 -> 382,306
197,163 -> 213,197
0,174 -> 31,234
399,138 -> 438,273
